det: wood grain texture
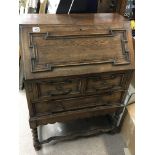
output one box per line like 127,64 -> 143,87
28,29 -> 130,73
19,13 -> 127,25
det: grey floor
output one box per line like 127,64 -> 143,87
19,90 -> 126,155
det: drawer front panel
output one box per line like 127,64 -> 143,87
31,78 -> 81,101
85,72 -> 128,94
34,90 -> 125,115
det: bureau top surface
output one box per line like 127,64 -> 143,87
20,13 -> 134,80
19,13 -> 127,25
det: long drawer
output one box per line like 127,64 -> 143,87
32,90 -> 126,116
26,71 -> 130,102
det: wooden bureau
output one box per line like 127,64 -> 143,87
19,13 -> 134,150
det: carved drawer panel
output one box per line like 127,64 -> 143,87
85,72 -> 128,94
33,90 -> 125,115
27,71 -> 131,102
30,78 -> 82,101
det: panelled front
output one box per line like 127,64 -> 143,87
29,29 -> 130,73
26,70 -> 132,116
27,71 -> 131,102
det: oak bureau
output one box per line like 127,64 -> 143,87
19,13 -> 134,150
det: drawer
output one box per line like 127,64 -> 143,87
85,72 -> 129,94
33,90 -> 125,115
29,77 -> 82,101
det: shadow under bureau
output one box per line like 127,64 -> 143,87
19,13 -> 134,150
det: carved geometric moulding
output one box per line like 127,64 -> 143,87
29,29 -> 130,73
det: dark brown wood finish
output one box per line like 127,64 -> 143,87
32,128 -> 41,151
20,13 -> 134,150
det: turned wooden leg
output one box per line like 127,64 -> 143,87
32,128 -> 41,151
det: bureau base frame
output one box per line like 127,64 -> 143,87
31,113 -> 122,151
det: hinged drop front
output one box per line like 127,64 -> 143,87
28,28 -> 130,73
